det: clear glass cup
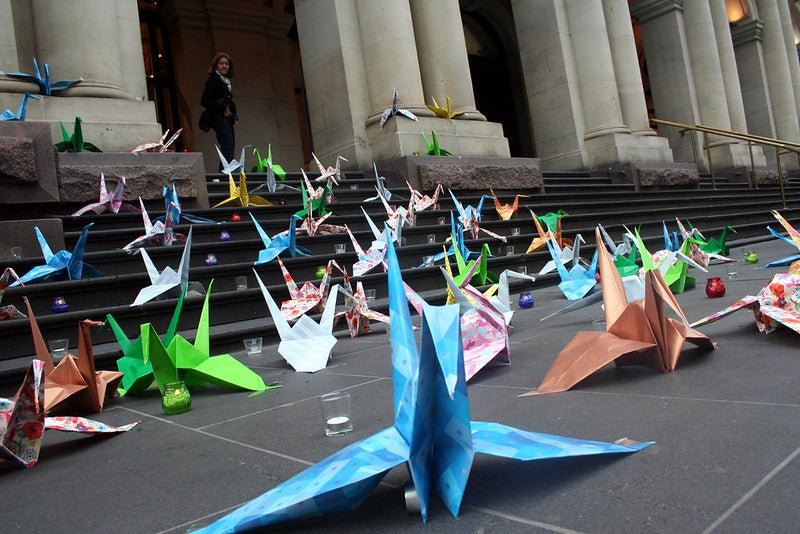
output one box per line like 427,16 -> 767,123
319,391 -> 353,436
427,234 -> 436,244
422,255 -> 434,266
243,337 -> 263,355
511,228 -> 521,236
9,246 -> 22,259
48,338 -> 69,361
334,243 -> 346,254
437,217 -> 446,225
235,276 -> 248,291
505,245 -> 515,256
365,289 -> 377,301
592,319 -> 607,331
724,262 -> 739,280
517,265 -> 527,275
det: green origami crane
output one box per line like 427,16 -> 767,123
688,222 -> 736,256
252,144 -> 286,179
445,239 -> 498,290
634,229 -> 704,293
537,210 -> 569,232
54,116 -> 102,153
107,283 -> 274,396
294,179 -> 333,219
419,130 -> 452,156
614,242 -> 640,278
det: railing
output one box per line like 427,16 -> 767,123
651,118 -> 799,209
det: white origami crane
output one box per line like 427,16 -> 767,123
72,174 -> 139,216
217,145 -> 247,176
312,153 -> 347,185
130,227 -> 192,306
345,225 -> 387,277
131,128 -> 182,154
380,87 -> 418,129
407,182 -> 443,212
256,272 -> 340,373
487,269 -> 536,325
363,164 -> 403,203
598,224 -> 633,258
538,234 -> 584,275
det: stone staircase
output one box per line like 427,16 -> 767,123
1,168 -> 797,381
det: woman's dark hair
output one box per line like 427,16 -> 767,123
209,52 -> 234,78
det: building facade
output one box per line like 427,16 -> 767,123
2,0 -> 800,174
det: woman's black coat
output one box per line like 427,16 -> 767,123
200,72 -> 237,120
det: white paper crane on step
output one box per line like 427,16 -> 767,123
130,228 -> 193,306
256,272 -> 340,372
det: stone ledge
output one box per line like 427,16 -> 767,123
57,152 -> 209,208
379,156 -> 544,192
0,122 -> 60,203
609,162 -> 699,191
723,167 -> 788,186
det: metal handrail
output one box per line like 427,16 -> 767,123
651,118 -> 796,209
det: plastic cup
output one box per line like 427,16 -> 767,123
243,337 -> 263,355
319,391 -> 353,436
235,276 -> 248,291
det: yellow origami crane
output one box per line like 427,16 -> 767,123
213,171 -> 272,208
426,96 -> 464,119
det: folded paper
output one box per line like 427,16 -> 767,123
131,227 -> 193,306
488,189 -> 527,220
0,93 -> 39,121
0,268 -> 26,320
131,128 -> 182,153
380,87 -> 418,128
72,174 -> 140,216
13,223 -> 102,285
123,197 -> 186,250
54,117 -> 101,153
4,58 -> 81,95
276,257 -> 338,321
251,214 -> 310,265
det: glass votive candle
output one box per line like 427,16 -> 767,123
511,227 -> 521,236
316,265 -> 326,279
517,265 -> 527,275
427,234 -> 436,244
437,217 -> 446,225
243,337 -> 263,355
350,184 -> 358,190
219,230 -> 231,242
505,245 -> 515,256
724,262 -> 739,280
9,246 -> 22,259
592,318 -> 607,331
229,213 -> 241,222
161,380 -> 192,415
51,296 -> 69,314
204,253 -> 218,266
422,255 -> 434,266
334,243 -> 346,254
319,391 -> 353,436
365,289 -> 377,301
48,338 -> 69,361
518,291 -> 534,309
235,276 -> 248,291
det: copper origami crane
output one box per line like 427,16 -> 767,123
522,227 -> 715,396
25,298 -> 123,414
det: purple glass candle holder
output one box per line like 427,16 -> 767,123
204,253 -> 218,266
219,230 -> 231,242
51,296 -> 69,314
518,292 -> 534,309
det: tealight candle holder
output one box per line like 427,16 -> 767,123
51,296 -> 69,314
161,380 -> 192,415
204,253 -> 218,266
219,230 -> 231,242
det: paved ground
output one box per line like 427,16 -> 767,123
2,238 -> 800,533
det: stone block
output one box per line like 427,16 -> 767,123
0,218 -> 64,259
724,167 -> 788,186
379,155 -> 544,192
0,122 -> 60,203
57,152 -> 209,208
611,162 -> 699,190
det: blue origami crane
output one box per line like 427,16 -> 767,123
662,221 -> 681,253
764,211 -> 800,268
546,236 -> 598,300
4,58 -> 81,96
421,214 -> 484,268
0,93 -> 40,121
196,227 -> 652,533
13,224 -> 102,286
154,183 -> 214,226
250,213 -> 310,265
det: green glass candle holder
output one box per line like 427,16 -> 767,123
745,250 -> 759,264
161,380 -> 192,415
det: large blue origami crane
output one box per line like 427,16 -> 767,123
13,224 -> 102,285
250,213 -> 310,265
4,58 -> 81,96
0,93 -> 39,121
546,236 -> 599,300
196,228 -> 652,533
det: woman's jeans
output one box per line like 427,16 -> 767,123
211,115 -> 236,171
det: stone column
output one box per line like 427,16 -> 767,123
754,0 -> 800,143
0,0 -> 37,93
115,0 -> 148,101
564,0 -> 629,139
775,0 -> 800,121
30,0 -> 130,99
355,0 -> 432,125
409,0 -> 484,121
709,0 -> 749,133
601,0 -> 655,135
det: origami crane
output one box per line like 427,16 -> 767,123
251,213 -> 310,265
364,164 -> 403,203
13,223 -> 102,285
444,240 -> 497,288
24,298 -> 124,415
486,269 -> 536,325
131,128 -> 182,153
0,268 -> 26,320
546,235 -> 598,301
419,130 -> 452,156
1,360 -> 139,469
312,153 -> 347,185
4,58 -> 81,95
426,96 -> 464,119
217,145 -> 246,175
71,174 -> 140,216
213,147 -> 272,208
670,218 -> 734,268
139,283 -> 271,394
256,272 -> 339,372
361,207 -> 403,249
194,230 -> 651,532
54,117 -> 101,152
346,226 -> 387,277
526,210 -> 572,253
631,227 -> 707,294
0,92 -> 39,121
523,228 -> 715,396
449,190 -> 506,241
123,197 -> 186,250
765,211 -> 800,268
424,218 -> 483,267
488,189 -> 527,220
131,227 -> 192,306
376,188 -> 415,233
294,170 -> 333,219
276,257 -> 339,321
684,221 -> 736,256
334,269 -> 390,338
539,233 -> 584,275
407,181 -> 443,211
598,224 -> 633,258
295,195 -> 347,237
155,183 -> 215,225
691,273 -> 800,335
251,144 -> 285,178
380,87 -> 418,128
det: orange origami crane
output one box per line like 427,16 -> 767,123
522,227 -> 715,396
489,189 -> 527,220
25,298 -> 123,414
525,210 -> 573,253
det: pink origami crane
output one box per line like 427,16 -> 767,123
276,257 -> 340,321
404,259 -> 510,381
334,268 -> 389,337
0,268 -> 26,320
1,360 -> 140,469
71,174 -> 140,216
131,128 -> 182,154
377,188 -> 416,232
301,169 -> 334,205
312,153 -> 347,185
123,198 -> 186,250
345,226 -> 387,277
691,273 -> 800,335
407,182 -> 444,212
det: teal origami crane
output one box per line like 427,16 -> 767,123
12,223 -> 102,285
0,93 -> 39,121
155,183 -> 214,226
546,235 -> 598,300
251,213 -> 310,265
195,228 -> 652,532
764,211 -> 800,268
4,58 -> 81,95
54,117 -> 101,152
110,283 -> 272,396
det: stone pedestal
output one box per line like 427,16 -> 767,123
379,155 -> 542,192
0,122 -> 60,204
609,161 -> 699,190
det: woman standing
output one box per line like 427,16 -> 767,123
201,52 -> 237,170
